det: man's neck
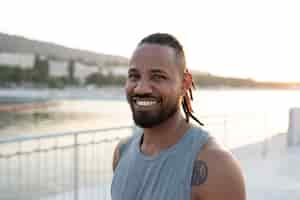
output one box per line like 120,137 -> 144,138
141,112 -> 191,156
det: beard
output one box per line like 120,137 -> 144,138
130,98 -> 180,128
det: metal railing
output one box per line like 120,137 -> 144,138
0,111 -> 287,200
0,126 -> 133,200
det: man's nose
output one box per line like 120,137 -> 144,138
134,80 -> 152,94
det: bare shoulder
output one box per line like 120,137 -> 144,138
112,136 -> 131,172
191,137 -> 246,200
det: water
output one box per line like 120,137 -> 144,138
1,88 -> 299,148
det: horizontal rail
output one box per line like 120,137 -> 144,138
0,125 -> 133,144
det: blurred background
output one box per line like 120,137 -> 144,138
0,0 -> 300,199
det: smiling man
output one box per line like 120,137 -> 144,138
111,33 -> 246,200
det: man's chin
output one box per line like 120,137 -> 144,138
135,123 -> 155,129
132,105 -> 179,128
133,116 -> 158,128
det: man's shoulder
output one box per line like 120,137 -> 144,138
191,138 -> 246,200
112,136 -> 133,171
198,138 -> 239,172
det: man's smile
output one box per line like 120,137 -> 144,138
132,97 -> 161,110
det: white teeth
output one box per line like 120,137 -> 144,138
136,101 -> 157,106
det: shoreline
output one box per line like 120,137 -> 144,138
0,101 -> 59,112
1,86 -> 300,92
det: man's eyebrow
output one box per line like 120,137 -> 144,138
128,68 -> 138,73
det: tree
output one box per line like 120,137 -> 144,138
32,54 -> 49,83
68,59 -> 75,83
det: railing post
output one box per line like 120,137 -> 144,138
288,107 -> 300,147
262,112 -> 269,158
17,141 -> 22,198
74,133 -> 79,200
223,114 -> 228,147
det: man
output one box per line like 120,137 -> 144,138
111,33 -> 246,200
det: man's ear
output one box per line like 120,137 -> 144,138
182,70 -> 193,93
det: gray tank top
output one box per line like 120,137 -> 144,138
111,125 -> 209,200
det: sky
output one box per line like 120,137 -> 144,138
0,0 -> 299,82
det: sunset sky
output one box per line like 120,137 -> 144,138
0,0 -> 299,82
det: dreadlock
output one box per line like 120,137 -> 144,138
138,33 -> 204,126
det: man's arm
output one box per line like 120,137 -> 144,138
112,141 -> 121,172
191,138 -> 246,200
112,137 -> 130,172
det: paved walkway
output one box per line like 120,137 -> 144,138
233,133 -> 300,200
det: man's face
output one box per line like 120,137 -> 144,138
125,43 -> 184,128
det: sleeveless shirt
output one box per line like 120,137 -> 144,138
111,125 -> 210,200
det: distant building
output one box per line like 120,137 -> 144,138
0,53 -> 34,69
48,60 -> 69,77
101,65 -> 128,76
0,52 -> 128,85
74,62 -> 99,83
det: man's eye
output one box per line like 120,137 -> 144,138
152,74 -> 166,81
128,74 -> 139,80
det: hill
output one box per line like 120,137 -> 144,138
0,32 -> 128,66
0,32 -> 299,89
192,71 -> 300,89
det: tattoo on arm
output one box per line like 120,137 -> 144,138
191,160 -> 208,186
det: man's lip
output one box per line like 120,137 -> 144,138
132,97 -> 159,102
